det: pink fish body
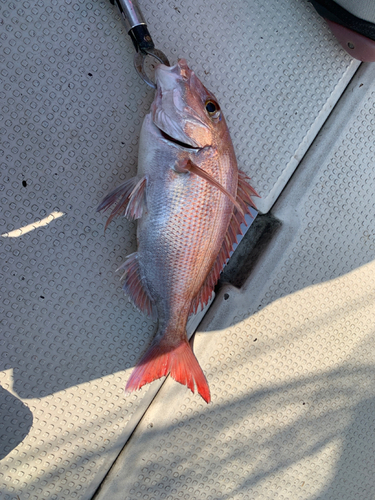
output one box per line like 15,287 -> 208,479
98,59 -> 258,403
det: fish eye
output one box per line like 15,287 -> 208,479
205,100 -> 221,118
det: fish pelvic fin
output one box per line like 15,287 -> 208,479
125,338 -> 211,403
97,176 -> 147,229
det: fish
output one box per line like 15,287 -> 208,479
97,59 -> 258,403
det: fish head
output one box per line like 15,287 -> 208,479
151,59 -> 229,150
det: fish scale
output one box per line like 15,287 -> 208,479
142,178 -> 225,307
98,59 -> 258,403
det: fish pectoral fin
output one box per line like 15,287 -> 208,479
117,252 -> 156,319
97,176 -> 147,229
176,159 -> 244,215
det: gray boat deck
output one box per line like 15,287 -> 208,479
1,1 -> 375,499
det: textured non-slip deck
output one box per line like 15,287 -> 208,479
0,0 -> 366,499
95,62 -> 375,500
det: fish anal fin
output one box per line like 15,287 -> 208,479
97,176 -> 147,229
118,253 -> 156,319
125,339 -> 211,403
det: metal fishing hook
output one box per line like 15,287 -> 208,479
110,0 -> 170,88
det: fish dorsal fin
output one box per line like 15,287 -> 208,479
97,176 -> 147,229
189,169 -> 258,315
237,169 -> 260,208
177,159 -> 244,214
117,252 -> 156,319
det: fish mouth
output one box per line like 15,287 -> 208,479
159,128 -> 200,150
151,76 -> 203,150
151,97 -> 201,150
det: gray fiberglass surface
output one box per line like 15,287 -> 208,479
0,0 -> 365,499
95,63 -> 375,500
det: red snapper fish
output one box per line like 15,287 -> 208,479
98,59 -> 258,403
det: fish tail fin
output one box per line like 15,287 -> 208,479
125,338 -> 211,403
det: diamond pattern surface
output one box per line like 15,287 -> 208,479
95,65 -> 375,500
0,0 -> 361,498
